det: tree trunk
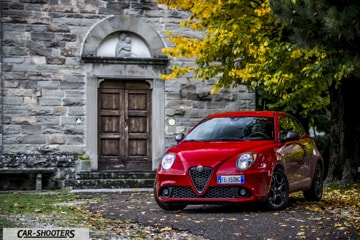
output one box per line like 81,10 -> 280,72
326,77 -> 360,183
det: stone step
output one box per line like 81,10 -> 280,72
73,171 -> 156,189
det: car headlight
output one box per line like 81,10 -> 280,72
236,153 -> 257,170
161,153 -> 176,170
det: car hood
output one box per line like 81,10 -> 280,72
169,140 -> 275,164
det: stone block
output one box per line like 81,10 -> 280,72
12,116 -> 37,125
20,135 -> 47,144
62,98 -> 85,106
47,134 -> 65,144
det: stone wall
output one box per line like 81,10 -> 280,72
0,0 -> 255,189
0,153 -> 76,190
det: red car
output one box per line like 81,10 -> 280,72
154,111 -> 324,211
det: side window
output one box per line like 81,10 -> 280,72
289,117 -> 305,136
279,117 -> 289,140
279,116 -> 304,141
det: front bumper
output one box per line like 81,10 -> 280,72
155,167 -> 272,204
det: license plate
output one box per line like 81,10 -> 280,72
217,175 -> 245,184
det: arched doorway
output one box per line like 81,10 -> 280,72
81,15 -> 168,172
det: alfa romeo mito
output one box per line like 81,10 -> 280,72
154,111 -> 324,211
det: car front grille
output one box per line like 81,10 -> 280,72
159,166 -> 251,199
189,166 -> 212,193
168,186 -> 249,199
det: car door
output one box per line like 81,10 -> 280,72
277,115 -> 308,191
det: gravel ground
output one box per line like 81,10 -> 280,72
2,187 -> 359,240
77,189 -> 360,240
4,213 -> 207,240
3,204 -> 208,240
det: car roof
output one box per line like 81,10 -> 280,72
205,111 -> 281,119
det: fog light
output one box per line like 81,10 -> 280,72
161,188 -> 171,197
239,188 -> 247,196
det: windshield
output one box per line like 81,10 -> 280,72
184,117 -> 274,141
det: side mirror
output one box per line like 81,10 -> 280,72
286,131 -> 300,141
175,133 -> 185,143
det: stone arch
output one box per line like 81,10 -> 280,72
81,15 -> 166,58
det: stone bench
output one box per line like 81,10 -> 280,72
0,168 -> 56,191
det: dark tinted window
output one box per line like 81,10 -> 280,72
184,117 -> 274,141
279,116 -> 305,141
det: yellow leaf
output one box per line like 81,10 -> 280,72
160,226 -> 172,232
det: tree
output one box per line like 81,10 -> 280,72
158,0 -> 360,182
269,0 -> 360,181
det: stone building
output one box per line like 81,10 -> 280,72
0,0 -> 255,190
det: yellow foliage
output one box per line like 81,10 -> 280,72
157,0 -> 342,114
210,84 -> 221,94
157,0 -> 195,10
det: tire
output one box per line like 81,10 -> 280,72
264,168 -> 289,211
303,162 -> 323,201
153,181 -> 187,211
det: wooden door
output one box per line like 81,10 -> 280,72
98,80 -> 152,171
